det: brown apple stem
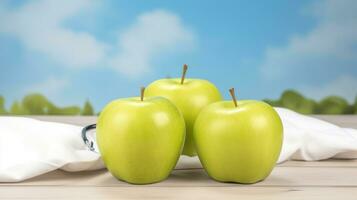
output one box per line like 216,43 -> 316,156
140,86 -> 145,101
180,64 -> 188,84
229,88 -> 238,107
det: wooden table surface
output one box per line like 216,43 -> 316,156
1,115 -> 357,200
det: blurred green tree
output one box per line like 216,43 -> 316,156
21,93 -> 81,115
10,101 -> 28,115
60,106 -> 81,115
317,96 -> 349,114
353,96 -> 357,114
81,100 -> 94,115
0,96 -> 7,114
262,99 -> 281,107
46,103 -> 62,115
47,103 -> 81,115
279,90 -> 317,114
22,94 -> 51,115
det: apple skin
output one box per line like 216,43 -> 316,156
97,96 -> 185,184
145,78 -> 222,156
193,100 -> 283,184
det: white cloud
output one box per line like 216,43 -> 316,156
109,10 -> 195,77
260,0 -> 357,80
0,1 -> 195,77
300,75 -> 357,103
25,77 -> 69,97
0,0 -> 107,68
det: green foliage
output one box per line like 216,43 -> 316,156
317,96 -> 350,114
0,96 -> 7,114
264,90 -> 356,115
264,90 -> 317,114
10,101 -> 28,115
279,90 -> 317,114
1,91 -> 356,115
345,105 -> 355,114
22,94 -> 50,115
81,100 -> 94,115
47,103 -> 81,115
262,99 -> 280,107
5,93 -> 82,115
60,106 -> 81,115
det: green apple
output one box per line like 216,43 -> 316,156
145,65 -> 222,156
194,88 -> 283,184
96,87 -> 185,184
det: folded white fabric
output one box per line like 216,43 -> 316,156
275,108 -> 357,162
0,117 -> 103,182
0,108 -> 356,182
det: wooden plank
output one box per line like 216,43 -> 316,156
1,186 -> 356,200
26,116 -> 97,126
279,159 -> 357,167
313,115 -> 357,128
2,163 -> 357,187
2,159 -> 356,187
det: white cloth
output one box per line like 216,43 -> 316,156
0,108 -> 357,182
275,108 -> 357,162
0,117 -> 103,182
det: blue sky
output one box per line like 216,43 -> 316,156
0,0 -> 357,111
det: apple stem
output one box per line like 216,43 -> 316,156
229,88 -> 238,107
180,64 -> 188,84
140,86 -> 145,101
